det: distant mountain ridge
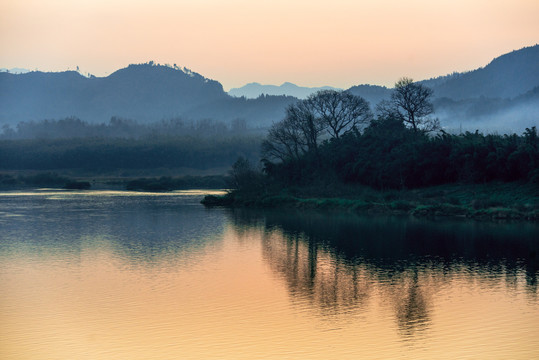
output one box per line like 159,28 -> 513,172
1,45 -> 538,133
424,44 -> 539,100
229,44 -> 539,111
347,45 -> 539,106
0,63 -> 297,126
228,82 -> 341,99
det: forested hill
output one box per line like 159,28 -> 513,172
346,45 -> 539,133
347,45 -> 539,104
423,45 -> 539,100
1,45 -> 538,132
0,63 -> 296,126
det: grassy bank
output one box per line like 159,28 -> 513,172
202,182 -> 539,221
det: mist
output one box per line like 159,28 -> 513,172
439,102 -> 539,135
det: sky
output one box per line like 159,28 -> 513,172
1,0 -> 538,90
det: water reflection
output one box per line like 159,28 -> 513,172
0,192 -> 226,268
228,209 -> 539,334
2,192 -> 539,359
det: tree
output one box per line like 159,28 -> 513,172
228,157 -> 265,193
262,90 -> 371,162
378,77 -> 439,132
308,90 -> 372,138
262,99 -> 325,162
261,117 -> 308,162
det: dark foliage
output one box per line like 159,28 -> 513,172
263,116 -> 539,190
0,172 -> 83,188
0,135 -> 262,172
0,116 -> 261,140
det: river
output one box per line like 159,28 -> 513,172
1,190 -> 538,359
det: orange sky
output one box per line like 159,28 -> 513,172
1,0 -> 537,89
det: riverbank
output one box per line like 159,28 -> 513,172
202,182 -> 539,221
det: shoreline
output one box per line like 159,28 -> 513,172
202,182 -> 539,222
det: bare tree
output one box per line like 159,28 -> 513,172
261,117 -> 307,162
262,97 -> 327,162
378,77 -> 439,132
308,90 -> 372,138
286,99 -> 325,154
262,91 -> 371,162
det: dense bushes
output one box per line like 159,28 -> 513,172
263,117 -> 539,189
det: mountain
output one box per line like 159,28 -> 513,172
0,63 -> 230,124
1,45 -> 538,133
228,82 -> 341,99
347,45 -> 539,107
424,44 -> 539,100
346,84 -> 392,109
345,45 -> 539,132
0,63 -> 297,126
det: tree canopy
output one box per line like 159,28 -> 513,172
262,90 -> 372,162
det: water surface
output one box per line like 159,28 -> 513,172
1,190 -> 538,359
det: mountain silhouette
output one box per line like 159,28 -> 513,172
0,63 -> 229,124
0,63 -> 297,126
1,45 -> 538,132
228,82 -> 341,99
425,44 -> 539,100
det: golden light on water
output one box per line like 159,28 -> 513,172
1,219 -> 538,360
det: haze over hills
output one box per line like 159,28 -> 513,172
0,45 -> 538,133
0,63 -> 296,127
228,82 -> 341,99
424,45 -> 539,100
345,45 -> 539,132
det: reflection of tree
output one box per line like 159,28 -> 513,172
228,208 -> 539,337
261,229 -> 372,315
389,270 -> 431,337
259,225 -> 433,332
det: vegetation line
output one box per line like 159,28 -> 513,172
202,182 -> 539,221
203,82 -> 539,223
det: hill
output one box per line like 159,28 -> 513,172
425,44 -> 539,100
228,82 -> 341,99
1,45 -> 538,133
346,84 -> 392,109
0,63 -> 294,126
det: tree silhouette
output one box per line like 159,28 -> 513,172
378,77 -> 438,132
308,90 -> 372,138
262,90 -> 371,162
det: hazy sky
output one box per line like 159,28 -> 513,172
1,0 -> 538,90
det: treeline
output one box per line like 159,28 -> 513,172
0,172 -> 88,188
263,118 -> 539,190
0,172 -> 227,191
0,135 -> 261,172
233,83 -> 539,193
0,116 -> 261,140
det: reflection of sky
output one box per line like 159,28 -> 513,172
0,190 -> 227,267
1,194 -> 539,359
